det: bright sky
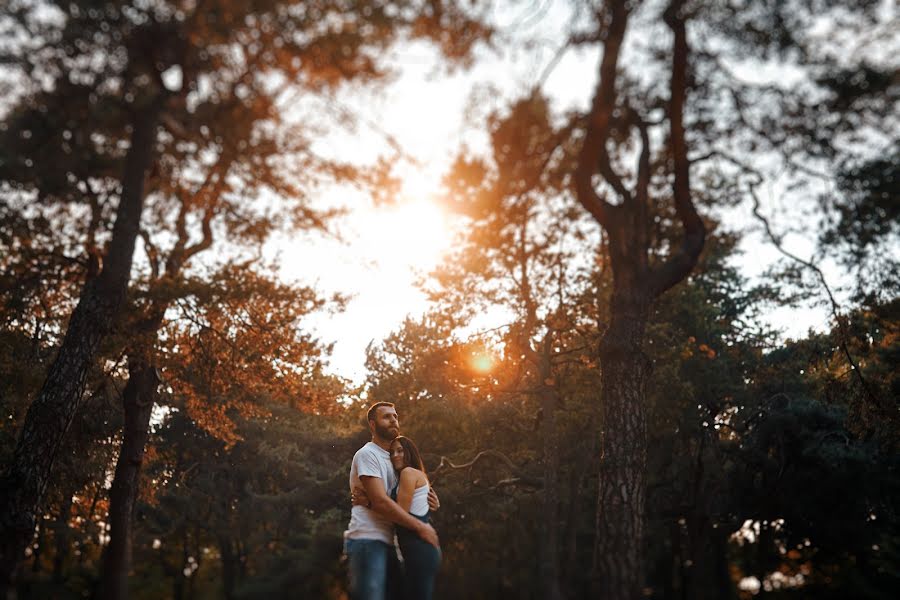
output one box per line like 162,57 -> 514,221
273,43 -> 502,383
269,3 -> 888,384
270,8 -> 606,383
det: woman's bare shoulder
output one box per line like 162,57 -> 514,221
400,467 -> 426,486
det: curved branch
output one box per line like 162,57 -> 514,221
748,185 -> 879,407
573,1 -> 630,231
632,111 -> 652,253
165,167 -> 227,276
634,115 -> 651,210
139,228 -> 161,282
181,203 -> 215,264
648,0 -> 706,297
431,450 -> 542,488
170,189 -> 190,265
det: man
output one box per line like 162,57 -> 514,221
344,402 -> 440,600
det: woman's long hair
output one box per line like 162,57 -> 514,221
393,435 -> 426,477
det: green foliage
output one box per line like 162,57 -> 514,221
0,0 -> 897,598
821,153 -> 900,300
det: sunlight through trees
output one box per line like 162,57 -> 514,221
0,0 -> 897,598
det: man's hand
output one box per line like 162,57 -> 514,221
427,487 -> 440,512
416,521 -> 440,548
351,486 -> 370,508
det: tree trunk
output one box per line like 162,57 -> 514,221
219,535 -> 237,600
172,530 -> 188,600
573,1 -> 703,597
560,467 -> 582,594
539,376 -> 563,600
592,284 -> 651,600
52,492 -> 73,583
684,521 -> 736,600
98,364 -> 160,600
29,518 -> 43,575
0,99 -> 162,589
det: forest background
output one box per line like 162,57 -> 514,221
0,1 -> 897,599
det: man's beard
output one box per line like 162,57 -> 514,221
375,423 -> 399,440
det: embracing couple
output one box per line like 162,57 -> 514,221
344,402 -> 442,600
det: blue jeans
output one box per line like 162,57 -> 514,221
345,538 -> 403,600
397,525 -> 441,600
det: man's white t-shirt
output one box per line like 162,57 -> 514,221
344,441 -> 397,545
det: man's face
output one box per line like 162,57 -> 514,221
370,406 -> 399,441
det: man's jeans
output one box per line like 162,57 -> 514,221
345,538 -> 403,600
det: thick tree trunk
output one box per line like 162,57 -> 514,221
574,2 -> 702,594
593,284 -> 651,600
0,100 -> 162,589
98,364 -> 160,600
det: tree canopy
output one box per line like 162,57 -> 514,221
0,0 -> 897,598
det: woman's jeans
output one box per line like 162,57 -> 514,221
345,538 -> 403,600
397,515 -> 442,600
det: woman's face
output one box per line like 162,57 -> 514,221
390,440 -> 407,471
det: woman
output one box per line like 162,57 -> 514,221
389,435 -> 441,600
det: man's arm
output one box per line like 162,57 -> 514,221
353,484 -> 440,511
359,476 -> 439,548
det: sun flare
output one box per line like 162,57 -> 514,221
367,177 -> 454,273
469,351 -> 495,374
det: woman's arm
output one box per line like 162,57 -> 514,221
359,475 -> 439,548
395,468 -> 421,513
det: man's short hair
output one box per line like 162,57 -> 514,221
366,401 -> 395,423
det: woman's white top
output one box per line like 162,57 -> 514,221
409,483 -> 430,517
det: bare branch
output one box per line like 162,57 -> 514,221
181,203 -> 215,264
165,163 -> 228,276
139,228 -> 161,281
634,116 -> 651,211
632,111 -> 652,251
169,188 -> 191,265
647,0 -> 706,297
431,450 -> 542,488
84,179 -> 105,253
573,1 -> 630,230
598,147 -> 634,205
534,38 -> 572,92
748,184 -> 879,407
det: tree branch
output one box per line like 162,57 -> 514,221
165,165 -> 227,276
181,203 -> 215,264
633,111 -> 652,251
647,0 -> 706,297
139,228 -> 161,282
431,450 -> 542,488
573,1 -> 630,230
748,184 -> 880,407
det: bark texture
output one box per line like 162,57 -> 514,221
96,112 -> 222,600
98,364 -> 160,600
592,281 -> 652,599
573,1 -> 705,597
0,100 -> 162,587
